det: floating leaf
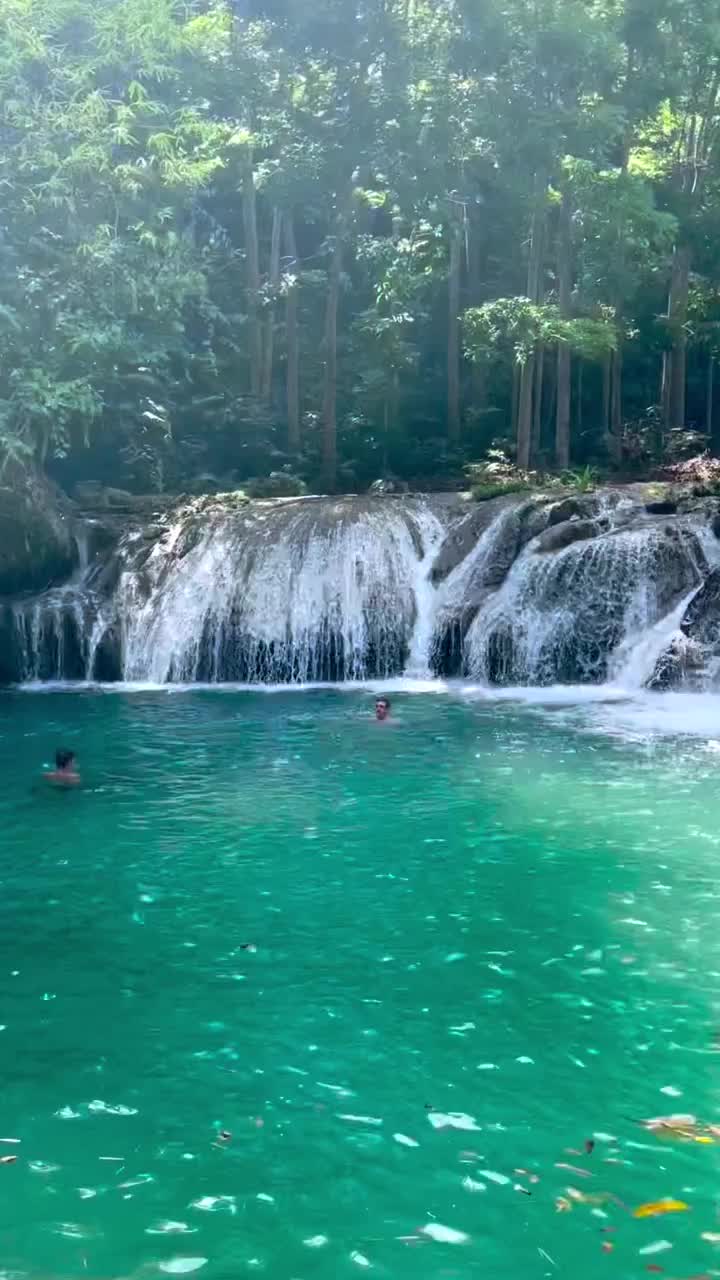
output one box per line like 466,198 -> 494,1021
555,1163 -> 593,1177
633,1200 -> 689,1219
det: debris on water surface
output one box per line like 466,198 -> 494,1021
158,1260 -> 208,1274
218,1130 -> 232,1142
393,1133 -> 419,1147
146,1222 -> 196,1235
639,1114 -> 718,1143
462,1176 -> 486,1192
585,1139 -> 595,1155
537,1247 -> 557,1268
601,1242 -> 614,1253
555,1163 -> 593,1177
420,1223 -> 469,1244
240,944 -> 257,953
633,1200 -> 690,1219
639,1242 -> 673,1257
0,1155 -> 17,1165
565,1187 -> 617,1207
427,1111 -> 480,1132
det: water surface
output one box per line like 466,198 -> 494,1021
3,686 -> 720,1279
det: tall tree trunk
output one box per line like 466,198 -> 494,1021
517,173 -> 546,468
261,206 -> 282,403
321,217 -> 345,492
242,148 -> 262,399
664,244 -> 691,430
609,345 -> 623,463
447,215 -> 462,443
555,190 -> 572,469
576,359 -> 583,436
284,211 -> 300,451
601,353 -> 611,435
471,359 -> 487,417
517,356 -> 534,470
708,353 -> 715,447
532,344 -> 544,460
511,361 -> 520,437
467,204 -> 486,416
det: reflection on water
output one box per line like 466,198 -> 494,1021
2,686 -> 720,1278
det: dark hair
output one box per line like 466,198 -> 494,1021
55,748 -> 76,770
375,697 -> 391,708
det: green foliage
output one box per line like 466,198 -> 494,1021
1,0 -> 720,494
464,300 -> 616,365
560,465 -> 600,492
465,449 -> 537,501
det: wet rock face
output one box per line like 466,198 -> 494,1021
649,568 -> 720,690
430,496 -> 518,584
0,464 -> 77,596
535,519 -> 599,555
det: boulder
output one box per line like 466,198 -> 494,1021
546,496 -> 596,527
431,494 -> 522,584
535,519 -> 599,555
0,463 -> 76,596
645,500 -> 677,515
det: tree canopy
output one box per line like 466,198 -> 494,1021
2,0 -> 720,494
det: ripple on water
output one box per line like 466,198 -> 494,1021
4,688 -> 720,1278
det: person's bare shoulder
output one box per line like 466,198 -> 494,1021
44,771 -> 81,788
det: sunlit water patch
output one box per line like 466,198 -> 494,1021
3,687 -> 720,1278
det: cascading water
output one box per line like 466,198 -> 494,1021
462,518 -> 707,687
111,497 -> 446,684
7,489 -> 720,691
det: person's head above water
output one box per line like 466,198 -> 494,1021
46,747 -> 80,787
375,697 -> 391,721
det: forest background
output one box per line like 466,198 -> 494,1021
3,0 -> 720,498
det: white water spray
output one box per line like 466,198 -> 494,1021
115,498 -> 447,684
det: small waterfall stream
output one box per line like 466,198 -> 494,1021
462,520 -> 707,687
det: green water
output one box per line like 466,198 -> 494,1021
3,687 -> 720,1280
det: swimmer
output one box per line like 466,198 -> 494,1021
45,748 -> 81,787
375,696 -> 391,722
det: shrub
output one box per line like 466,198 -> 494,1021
244,470 -> 308,499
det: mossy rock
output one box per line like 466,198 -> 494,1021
0,463 -> 77,596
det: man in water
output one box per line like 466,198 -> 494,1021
375,697 -> 391,722
46,748 -> 81,787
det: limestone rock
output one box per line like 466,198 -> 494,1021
535,519 -> 599,555
0,463 -> 76,596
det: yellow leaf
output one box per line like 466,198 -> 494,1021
633,1199 -> 690,1219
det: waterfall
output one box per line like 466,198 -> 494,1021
463,520 -> 707,687
7,490 -> 720,691
112,497 -> 446,684
430,503 -> 526,673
